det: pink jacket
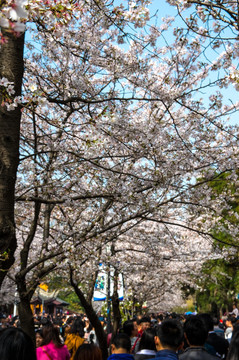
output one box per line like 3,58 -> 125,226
36,341 -> 71,360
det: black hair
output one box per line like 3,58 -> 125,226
40,317 -> 51,326
157,314 -> 164,322
227,326 -> 239,360
66,316 -> 74,324
170,312 -> 177,319
227,316 -> 238,325
73,343 -> 102,360
198,313 -> 214,332
123,320 -> 134,337
53,318 -> 62,327
184,316 -> 208,346
139,317 -> 151,325
156,319 -> 183,351
70,317 -> 85,338
0,327 -> 36,360
85,323 -> 93,333
138,328 -> 156,351
112,333 -> 131,352
42,324 -> 63,347
35,328 -> 43,337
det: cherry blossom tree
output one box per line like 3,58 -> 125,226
0,1 -> 239,348
166,0 -> 239,90
0,1 -> 25,285
0,0 -> 152,285
106,221 -> 221,310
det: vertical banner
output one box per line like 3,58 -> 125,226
93,264 -> 124,301
94,264 -> 107,301
117,273 -> 124,301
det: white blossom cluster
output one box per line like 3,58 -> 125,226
228,66 -> 239,91
124,1 -> 150,28
0,77 -> 15,95
0,0 -> 28,33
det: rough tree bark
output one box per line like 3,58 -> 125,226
16,260 -> 58,344
0,28 -> 25,286
16,276 -> 36,344
70,267 -> 108,360
15,201 -> 61,343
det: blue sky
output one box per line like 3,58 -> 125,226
147,0 -> 239,126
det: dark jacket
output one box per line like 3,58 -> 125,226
108,354 -> 135,360
179,346 -> 219,360
206,332 -> 229,358
148,349 -> 178,360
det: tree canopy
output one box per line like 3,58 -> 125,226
0,1 -> 239,332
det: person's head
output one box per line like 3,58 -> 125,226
111,333 -> 131,354
86,323 -> 93,333
84,318 -> 90,326
226,316 -> 237,329
198,313 -> 214,332
66,316 -> 74,325
157,314 -> 164,324
139,317 -> 151,332
35,329 -> 43,348
98,316 -> 105,328
133,319 -> 138,334
184,316 -> 207,346
0,316 -> 7,329
13,319 -> 20,328
0,327 -> 36,360
42,324 -> 63,347
40,317 -> 51,327
53,318 -> 62,328
138,328 -> 156,351
70,317 -> 85,338
73,343 -> 102,360
123,320 -> 138,338
155,319 -> 184,351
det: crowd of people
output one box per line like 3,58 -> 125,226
0,307 -> 239,360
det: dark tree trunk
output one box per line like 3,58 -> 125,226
70,269 -> 108,360
15,200 -> 61,344
16,260 -> 59,346
18,296 -> 35,344
0,28 -> 25,286
15,201 -> 39,343
16,275 -> 35,345
112,269 -> 121,339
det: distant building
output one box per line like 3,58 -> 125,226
31,287 -> 69,316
